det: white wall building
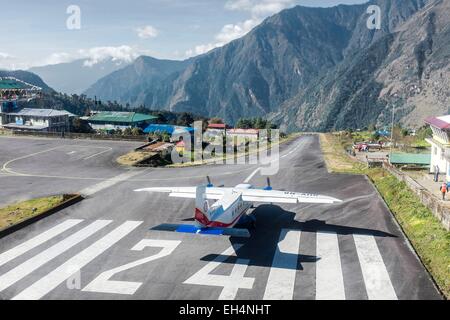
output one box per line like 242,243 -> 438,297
0,108 -> 74,132
425,115 -> 450,180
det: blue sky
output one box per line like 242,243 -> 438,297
0,0 -> 368,70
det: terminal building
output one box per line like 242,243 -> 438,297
86,111 -> 158,131
1,108 -> 74,132
1,77 -> 74,132
425,115 -> 450,180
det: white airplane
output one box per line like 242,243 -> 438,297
135,177 -> 342,238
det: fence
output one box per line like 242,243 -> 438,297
383,162 -> 450,231
11,130 -> 149,142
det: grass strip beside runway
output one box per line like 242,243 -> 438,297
320,133 -> 450,299
0,196 -> 65,230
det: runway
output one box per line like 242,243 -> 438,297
0,135 -> 442,300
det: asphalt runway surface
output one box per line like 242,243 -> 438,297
0,134 -> 443,300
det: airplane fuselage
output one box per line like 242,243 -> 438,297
195,184 -> 253,228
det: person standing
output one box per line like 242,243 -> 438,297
440,183 -> 448,201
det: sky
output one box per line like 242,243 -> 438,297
0,0 -> 368,70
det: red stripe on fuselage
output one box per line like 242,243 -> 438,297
194,208 -> 245,228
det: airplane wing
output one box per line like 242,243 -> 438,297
135,187 -> 227,200
151,224 -> 251,238
240,189 -> 342,204
135,187 -> 341,204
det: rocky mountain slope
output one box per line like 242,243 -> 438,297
84,56 -> 192,106
86,0 -> 449,132
275,0 -> 450,132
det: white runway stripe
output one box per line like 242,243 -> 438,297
0,220 -> 111,292
353,235 -> 397,300
13,221 -> 142,300
263,229 -> 301,300
0,219 -> 83,268
80,171 -> 142,196
316,232 -> 345,300
244,168 -> 260,183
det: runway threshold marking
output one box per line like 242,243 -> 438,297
263,229 -> 301,300
80,170 -> 144,196
353,235 -> 397,300
0,220 -> 112,292
316,232 -> 345,300
0,219 -> 83,268
12,221 -> 143,300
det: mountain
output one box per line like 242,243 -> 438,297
29,58 -> 129,94
0,70 -> 53,92
84,56 -> 192,106
275,0 -> 450,132
86,0 -> 449,132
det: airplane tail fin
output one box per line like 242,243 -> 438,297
195,186 -> 210,226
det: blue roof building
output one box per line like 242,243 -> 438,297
143,124 -> 195,135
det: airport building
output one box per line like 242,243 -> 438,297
0,108 -> 74,132
86,111 -> 158,131
0,77 -> 74,132
425,115 -> 450,180
143,124 -> 195,136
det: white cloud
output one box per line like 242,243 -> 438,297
215,19 -> 259,43
78,46 -> 139,67
136,25 -> 159,39
186,0 -> 296,58
43,52 -> 74,65
226,0 -> 295,16
0,52 -> 14,60
25,45 -> 140,69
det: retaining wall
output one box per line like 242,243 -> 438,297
383,162 -> 450,231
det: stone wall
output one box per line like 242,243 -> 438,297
383,162 -> 450,231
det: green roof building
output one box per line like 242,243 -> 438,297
389,153 -> 431,167
87,111 -> 158,131
1,77 -> 42,104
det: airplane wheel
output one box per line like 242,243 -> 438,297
248,218 -> 256,230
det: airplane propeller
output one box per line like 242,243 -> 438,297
206,176 -> 214,188
264,177 -> 273,191
206,176 -> 224,188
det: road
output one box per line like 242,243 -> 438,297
0,134 -> 442,300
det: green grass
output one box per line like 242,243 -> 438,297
368,169 -> 450,298
321,133 -> 450,299
0,196 -> 65,230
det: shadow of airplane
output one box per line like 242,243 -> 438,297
199,204 -> 396,270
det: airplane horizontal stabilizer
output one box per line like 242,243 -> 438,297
150,224 -> 251,238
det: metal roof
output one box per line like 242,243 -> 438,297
207,123 -> 227,129
143,124 -> 195,134
389,153 -> 431,166
0,79 -> 28,90
425,116 -> 450,130
227,129 -> 259,134
7,108 -> 75,117
88,112 -> 157,124
0,77 -> 42,91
